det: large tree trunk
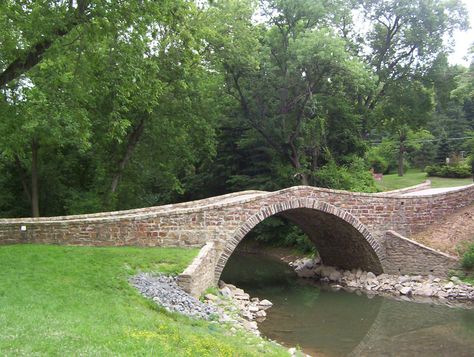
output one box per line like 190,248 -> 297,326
31,139 -> 40,217
109,117 -> 146,195
397,138 -> 405,177
288,143 -> 309,185
300,173 -> 309,186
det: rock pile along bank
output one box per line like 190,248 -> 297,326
130,273 -> 218,319
131,274 -> 309,356
130,273 -> 272,335
291,257 -> 474,304
203,281 -> 273,336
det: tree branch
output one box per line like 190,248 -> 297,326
229,67 -> 284,154
0,2 -> 90,88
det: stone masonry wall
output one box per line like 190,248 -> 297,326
382,180 -> 431,196
0,184 -> 472,295
382,231 -> 460,276
177,242 -> 218,297
1,184 -> 472,251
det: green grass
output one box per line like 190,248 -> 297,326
375,169 -> 473,191
461,275 -> 474,285
0,245 -> 286,356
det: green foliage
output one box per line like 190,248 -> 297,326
408,139 -> 437,171
0,0 -> 471,218
368,140 -> 399,174
313,159 -> 377,193
284,227 -> 317,254
462,243 -> 474,271
366,148 -> 389,174
436,136 -> 453,164
246,217 -> 316,254
425,164 -> 472,179
359,0 -> 468,109
211,0 -> 376,186
0,0 -> 220,216
451,46 -> 474,104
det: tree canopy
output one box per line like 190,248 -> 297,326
0,0 -> 472,217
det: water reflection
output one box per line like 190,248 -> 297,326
221,252 -> 474,357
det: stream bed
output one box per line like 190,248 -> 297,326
221,252 -> 474,357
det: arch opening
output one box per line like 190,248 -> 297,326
215,200 -> 385,283
279,208 -> 383,272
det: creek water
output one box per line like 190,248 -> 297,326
221,252 -> 474,357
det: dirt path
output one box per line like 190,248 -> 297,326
411,204 -> 474,257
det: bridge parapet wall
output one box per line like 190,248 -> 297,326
0,184 -> 472,249
259,185 -> 474,237
383,180 -> 431,195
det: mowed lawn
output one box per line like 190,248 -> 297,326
375,169 -> 473,191
0,245 -> 285,357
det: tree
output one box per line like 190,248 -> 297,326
375,80 -> 434,176
0,59 -> 90,217
452,44 -> 474,132
406,130 -> 436,170
212,0 -> 374,185
357,0 -> 468,129
0,0 -> 92,88
0,1 -> 219,216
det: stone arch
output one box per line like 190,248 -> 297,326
214,198 -> 386,283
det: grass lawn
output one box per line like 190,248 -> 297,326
0,245 -> 286,356
375,169 -> 473,191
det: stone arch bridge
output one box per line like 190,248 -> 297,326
0,182 -> 473,296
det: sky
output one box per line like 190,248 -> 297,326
448,0 -> 474,65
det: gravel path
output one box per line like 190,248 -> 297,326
130,273 -> 218,320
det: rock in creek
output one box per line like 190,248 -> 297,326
290,258 -> 474,303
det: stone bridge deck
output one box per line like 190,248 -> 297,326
1,182 -> 473,296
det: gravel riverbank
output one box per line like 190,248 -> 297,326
131,273 -> 309,356
130,273 -> 218,319
130,273 -> 272,334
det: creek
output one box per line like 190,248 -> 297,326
221,251 -> 474,357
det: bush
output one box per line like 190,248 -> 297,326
314,160 -> 377,193
425,164 -> 471,178
246,217 -> 316,254
366,145 -> 393,174
462,243 -> 474,270
367,153 -> 389,174
283,226 -> 316,254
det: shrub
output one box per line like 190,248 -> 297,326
367,151 -> 389,174
314,160 -> 377,193
283,226 -> 316,254
366,145 -> 394,174
246,217 -> 316,254
462,243 -> 474,271
425,163 -> 471,178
